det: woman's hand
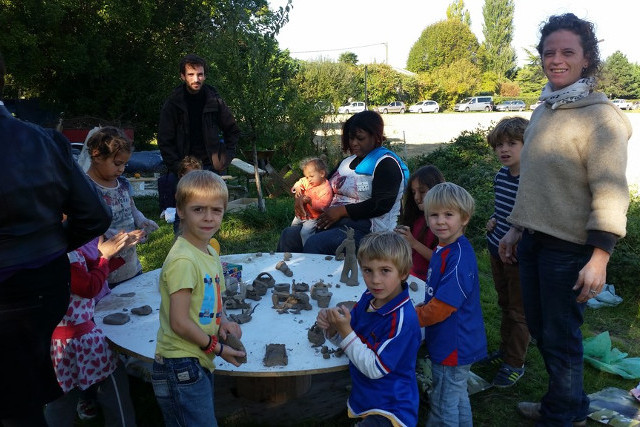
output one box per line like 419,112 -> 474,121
498,227 -> 522,264
573,248 -> 610,303
316,206 -> 347,230
486,217 -> 497,232
293,194 -> 307,219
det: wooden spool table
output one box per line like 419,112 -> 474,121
95,252 -> 425,408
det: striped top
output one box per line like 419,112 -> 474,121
487,166 -> 520,257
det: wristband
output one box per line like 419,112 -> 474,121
200,335 -> 212,351
216,343 -> 224,356
202,335 -> 219,355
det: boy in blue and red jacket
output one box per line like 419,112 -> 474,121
317,231 -> 421,427
416,182 -> 487,426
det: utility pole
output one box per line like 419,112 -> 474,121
364,65 -> 368,108
384,42 -> 388,64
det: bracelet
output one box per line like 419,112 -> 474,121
202,335 -> 219,355
216,343 -> 224,356
200,335 -> 212,351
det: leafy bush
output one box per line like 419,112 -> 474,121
608,188 -> 640,293
407,127 -> 499,249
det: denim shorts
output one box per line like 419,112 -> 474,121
152,356 -> 217,427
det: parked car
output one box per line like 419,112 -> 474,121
409,100 -> 439,113
338,101 -> 366,114
495,100 -> 526,112
633,101 -> 640,110
530,100 -> 544,110
454,96 -> 494,112
377,101 -> 406,114
612,99 -> 632,110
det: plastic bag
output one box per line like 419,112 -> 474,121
583,331 -> 640,379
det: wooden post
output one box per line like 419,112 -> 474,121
252,140 -> 266,212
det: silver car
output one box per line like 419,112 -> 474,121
377,101 -> 406,114
495,100 -> 526,112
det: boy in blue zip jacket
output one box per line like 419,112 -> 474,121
416,182 -> 487,426
317,231 -> 421,427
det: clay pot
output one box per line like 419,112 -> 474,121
274,283 -> 290,293
275,261 -> 293,277
253,272 -> 275,289
315,289 -> 332,308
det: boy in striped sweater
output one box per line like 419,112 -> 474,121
485,116 -> 530,387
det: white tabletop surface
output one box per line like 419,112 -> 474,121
94,252 -> 425,377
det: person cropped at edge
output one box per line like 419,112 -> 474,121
158,53 -> 241,176
277,110 -> 409,255
497,14 -> 631,426
0,52 -> 112,426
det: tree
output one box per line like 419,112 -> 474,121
294,60 -> 359,108
514,47 -> 547,95
599,51 -> 639,98
431,59 -> 482,109
407,20 -> 479,73
0,0 -> 209,140
446,0 -> 471,26
206,0 -> 321,211
481,0 -> 516,80
339,52 -> 359,65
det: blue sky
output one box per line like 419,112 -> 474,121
270,0 -> 638,69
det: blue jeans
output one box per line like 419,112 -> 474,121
518,231 -> 591,426
152,357 -> 217,427
427,363 -> 472,427
277,218 -> 371,255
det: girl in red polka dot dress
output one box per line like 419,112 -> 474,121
45,233 -> 137,425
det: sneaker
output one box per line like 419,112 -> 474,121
77,398 -> 98,421
480,350 -> 503,367
493,363 -> 524,387
516,402 -> 586,426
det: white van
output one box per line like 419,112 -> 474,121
454,96 -> 494,112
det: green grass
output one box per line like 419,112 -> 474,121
81,172 -> 640,426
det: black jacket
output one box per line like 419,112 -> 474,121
0,103 -> 112,272
158,84 -> 241,174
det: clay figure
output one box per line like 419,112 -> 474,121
227,304 -> 257,326
222,333 -> 248,364
224,296 -> 251,310
310,281 -> 329,300
275,260 -> 293,277
115,292 -> 135,297
131,305 -> 152,316
292,281 -> 309,292
283,252 -> 292,261
263,343 -> 288,367
324,255 -> 333,261
308,323 -> 326,346
409,281 -> 419,292
244,286 -> 261,301
335,227 -> 359,286
103,312 -> 130,325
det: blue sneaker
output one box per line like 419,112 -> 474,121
493,363 -> 524,387
479,350 -> 503,367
